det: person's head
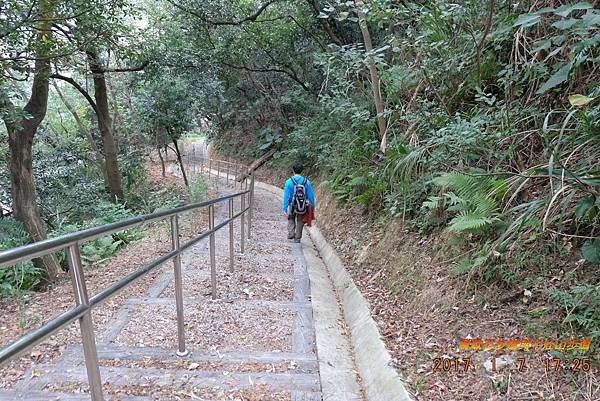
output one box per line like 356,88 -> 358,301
292,162 -> 304,175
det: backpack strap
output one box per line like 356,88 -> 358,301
292,176 -> 306,186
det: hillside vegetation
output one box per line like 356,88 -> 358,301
207,0 -> 600,347
0,0 -> 599,397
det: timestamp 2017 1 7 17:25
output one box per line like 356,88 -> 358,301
432,357 -> 591,373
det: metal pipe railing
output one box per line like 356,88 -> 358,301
170,215 -> 187,357
66,244 -> 103,400
0,192 -> 247,270
0,163 -> 255,401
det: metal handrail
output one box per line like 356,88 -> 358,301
204,158 -> 251,190
0,163 -> 255,401
0,191 -> 245,270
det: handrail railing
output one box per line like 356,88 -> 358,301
0,163 -> 255,401
202,158 -> 252,189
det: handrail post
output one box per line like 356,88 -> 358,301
67,244 -> 104,401
170,215 -> 188,357
208,205 -> 217,299
228,198 -> 234,273
241,166 -> 246,190
240,194 -> 246,254
248,170 -> 255,239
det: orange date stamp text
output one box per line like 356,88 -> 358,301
458,337 -> 591,352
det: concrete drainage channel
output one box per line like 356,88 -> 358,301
254,181 -> 413,401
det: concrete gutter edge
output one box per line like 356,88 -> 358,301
254,181 -> 413,401
302,235 -> 362,400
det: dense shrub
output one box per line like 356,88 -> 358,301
0,219 -> 42,296
213,1 -> 600,285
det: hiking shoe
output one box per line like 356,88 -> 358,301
287,235 -> 294,240
294,238 -> 301,243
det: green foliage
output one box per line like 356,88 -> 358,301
549,284 -> 600,342
82,202 -> 145,266
452,246 -> 489,276
120,151 -> 148,196
511,3 -> 600,94
0,219 -> 41,296
188,177 -> 209,203
422,172 -> 504,234
201,0 -> 600,301
133,75 -> 198,145
583,239 -> 600,264
258,128 -> 283,151
48,201 -> 145,267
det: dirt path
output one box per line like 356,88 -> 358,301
0,168 -> 328,400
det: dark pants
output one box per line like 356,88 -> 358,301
287,212 -> 305,240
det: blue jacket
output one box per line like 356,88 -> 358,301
282,175 -> 316,212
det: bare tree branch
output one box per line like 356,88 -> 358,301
220,60 -> 313,93
99,60 -> 150,73
50,73 -> 99,116
288,15 -> 327,51
167,0 -> 281,26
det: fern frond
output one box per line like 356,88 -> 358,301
348,176 -> 368,187
444,191 -> 467,207
392,146 -> 428,182
448,211 -> 499,233
472,194 -> 498,216
422,196 -> 442,211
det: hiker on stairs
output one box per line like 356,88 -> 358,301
282,162 -> 316,242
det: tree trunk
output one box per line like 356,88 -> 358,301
356,0 -> 387,153
107,75 -> 121,133
3,0 -> 62,283
305,0 -> 344,46
155,131 -> 166,177
52,81 -> 108,182
237,148 -> 276,182
87,51 -> 124,200
157,147 -> 166,177
125,88 -> 139,143
8,128 -> 63,284
172,138 -> 189,187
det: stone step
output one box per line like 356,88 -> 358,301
0,390 -> 151,401
23,364 -> 321,393
0,387 -> 321,401
65,344 -> 319,366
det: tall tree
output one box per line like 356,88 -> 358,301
87,51 -> 124,200
2,0 -> 63,282
133,74 -> 196,187
51,81 -> 107,180
1,0 -> 141,280
48,0 -> 147,201
355,0 -> 387,153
